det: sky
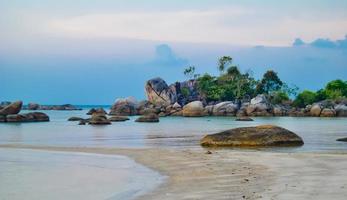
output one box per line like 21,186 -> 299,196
1,0 -> 347,104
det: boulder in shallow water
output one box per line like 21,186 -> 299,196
320,108 -> 336,117
28,103 -> 40,110
212,101 -> 238,116
0,101 -> 22,115
246,95 -> 272,116
135,113 -> 159,122
200,125 -> 304,147
68,117 -> 85,121
109,116 -> 130,122
86,108 -> 96,115
109,97 -> 138,116
335,104 -> 347,117
5,112 -> 49,122
235,116 -> 254,121
24,112 -> 49,122
337,137 -> 347,142
6,114 -> 27,122
310,104 -> 322,117
182,101 -> 205,117
89,113 -> 111,125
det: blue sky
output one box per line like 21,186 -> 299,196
1,0 -> 347,104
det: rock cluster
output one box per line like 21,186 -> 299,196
23,103 -> 81,110
200,125 -> 304,147
0,101 -> 49,122
145,77 -> 202,106
89,113 -> 111,125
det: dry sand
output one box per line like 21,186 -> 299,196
1,144 -> 346,200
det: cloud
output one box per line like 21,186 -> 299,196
293,35 -> 347,49
150,44 -> 188,67
44,7 -> 347,46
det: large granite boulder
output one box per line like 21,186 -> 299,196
212,102 -> 238,116
109,97 -> 138,116
6,114 -> 27,122
135,113 -> 159,122
5,112 -> 49,122
145,77 -> 175,106
320,108 -> 336,117
200,125 -> 304,147
273,105 -> 286,116
24,112 -> 50,122
182,101 -> 205,117
310,104 -> 322,117
335,104 -> 347,117
0,101 -> 22,115
89,113 -> 111,125
246,95 -> 272,116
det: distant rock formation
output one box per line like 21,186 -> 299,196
145,77 -> 201,106
23,103 -> 81,111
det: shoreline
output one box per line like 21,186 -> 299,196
1,144 -> 347,199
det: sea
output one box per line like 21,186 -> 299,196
1,106 -> 347,199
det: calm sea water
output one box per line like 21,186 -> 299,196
1,109 -> 347,153
1,108 -> 347,199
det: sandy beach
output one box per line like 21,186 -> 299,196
1,144 -> 346,200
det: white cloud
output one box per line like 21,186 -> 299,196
38,7 -> 347,46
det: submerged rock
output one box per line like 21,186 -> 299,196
68,117 -> 85,121
235,116 -> 254,121
200,125 -> 304,147
135,113 -> 159,122
336,137 -> 347,142
0,101 -> 22,115
182,101 -> 205,117
109,116 -> 130,122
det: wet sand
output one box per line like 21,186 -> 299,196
1,144 -> 347,200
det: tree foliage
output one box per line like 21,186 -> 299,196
255,70 -> 283,95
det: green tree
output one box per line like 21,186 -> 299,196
256,70 -> 283,94
218,56 -> 232,74
325,79 -> 347,99
293,90 -> 317,108
183,66 -> 196,80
